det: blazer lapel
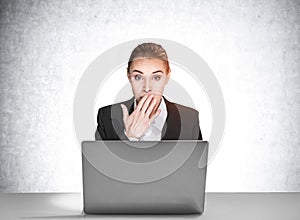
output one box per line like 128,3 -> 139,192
109,97 -> 134,140
127,98 -> 135,115
161,97 -> 181,140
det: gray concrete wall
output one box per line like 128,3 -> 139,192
0,0 -> 299,192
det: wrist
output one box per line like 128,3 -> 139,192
124,129 -> 140,141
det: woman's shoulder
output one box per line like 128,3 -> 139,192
97,98 -> 134,113
164,98 -> 199,115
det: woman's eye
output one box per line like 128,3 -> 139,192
134,75 -> 142,80
153,76 -> 161,81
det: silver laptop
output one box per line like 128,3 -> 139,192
82,140 -> 208,214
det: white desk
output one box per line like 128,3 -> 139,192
1,193 -> 299,219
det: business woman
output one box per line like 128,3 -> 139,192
95,43 -> 202,141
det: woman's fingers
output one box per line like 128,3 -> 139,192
136,94 -> 149,112
141,94 -> 154,113
145,97 -> 157,117
122,95 -> 161,139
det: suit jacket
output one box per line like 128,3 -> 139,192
95,96 -> 202,140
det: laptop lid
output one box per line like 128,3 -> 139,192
82,140 -> 208,214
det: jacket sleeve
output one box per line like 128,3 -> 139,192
193,111 -> 203,140
95,108 -> 107,140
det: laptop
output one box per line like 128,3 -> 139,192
82,140 -> 208,214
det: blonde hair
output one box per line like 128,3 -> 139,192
127,43 -> 171,74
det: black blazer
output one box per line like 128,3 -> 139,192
95,96 -> 202,140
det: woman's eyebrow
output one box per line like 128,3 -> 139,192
152,70 -> 163,74
132,69 -> 144,74
131,70 -> 163,74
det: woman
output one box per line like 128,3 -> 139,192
95,43 -> 202,141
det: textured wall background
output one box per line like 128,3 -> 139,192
0,0 -> 299,192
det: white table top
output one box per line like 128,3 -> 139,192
1,193 -> 299,219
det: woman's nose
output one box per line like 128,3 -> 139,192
143,78 -> 151,93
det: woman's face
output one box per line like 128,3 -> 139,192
127,58 -> 170,107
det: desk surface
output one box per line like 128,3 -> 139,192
0,193 -> 299,220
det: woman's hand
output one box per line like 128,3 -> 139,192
121,94 -> 161,139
